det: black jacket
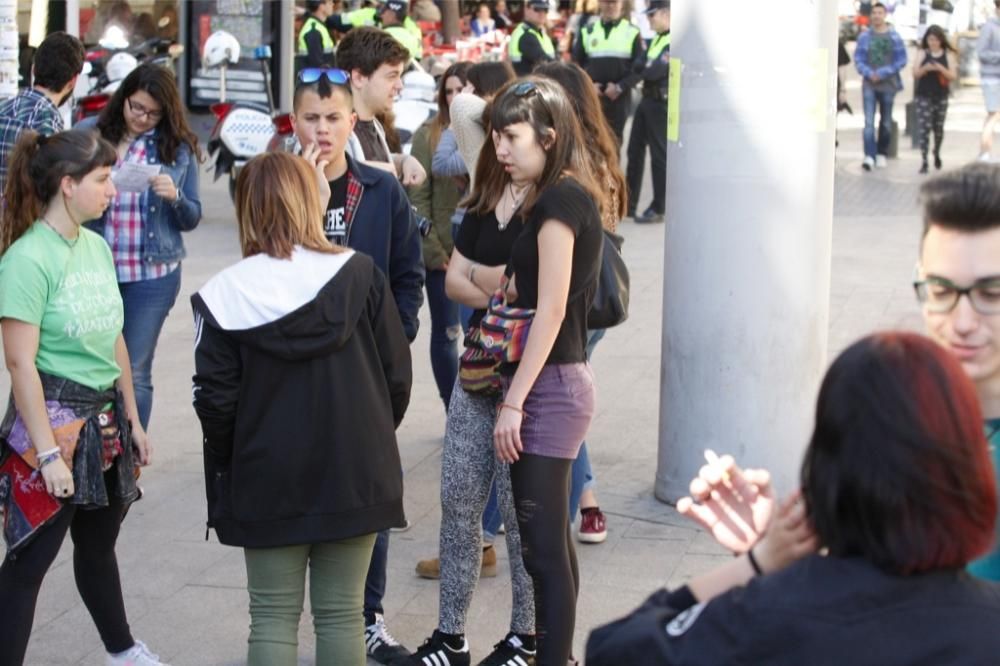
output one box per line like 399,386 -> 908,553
192,250 -> 412,548
587,555 -> 1000,665
344,155 -> 425,342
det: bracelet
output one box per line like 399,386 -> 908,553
747,546 -> 764,576
468,263 -> 479,285
37,449 -> 62,468
497,402 -> 526,417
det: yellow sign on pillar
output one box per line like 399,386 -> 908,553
667,57 -> 681,142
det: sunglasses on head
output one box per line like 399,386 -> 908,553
297,67 -> 350,86
511,80 -> 538,98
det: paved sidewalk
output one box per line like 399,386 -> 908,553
3,65 -> 990,664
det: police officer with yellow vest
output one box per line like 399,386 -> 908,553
326,1 -> 423,60
626,0 -> 670,224
297,0 -> 336,71
572,0 -> 644,150
379,0 -> 422,61
508,0 -> 556,76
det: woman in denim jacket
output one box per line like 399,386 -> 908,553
80,64 -> 202,429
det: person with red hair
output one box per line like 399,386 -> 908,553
586,332 -> 1000,665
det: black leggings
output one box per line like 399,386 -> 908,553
510,453 -> 579,666
0,476 -> 133,665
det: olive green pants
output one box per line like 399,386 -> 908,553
243,533 -> 377,666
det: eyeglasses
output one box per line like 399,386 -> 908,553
127,98 -> 163,121
913,276 -> 1000,315
297,67 -> 350,86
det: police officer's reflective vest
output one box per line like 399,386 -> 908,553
646,31 -> 671,61
581,18 -> 639,60
343,7 -> 377,27
385,23 -> 422,60
297,15 -> 335,56
508,22 -> 555,63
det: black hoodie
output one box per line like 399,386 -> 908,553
191,248 -> 412,548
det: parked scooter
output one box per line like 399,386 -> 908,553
203,30 -> 277,201
72,24 -> 183,124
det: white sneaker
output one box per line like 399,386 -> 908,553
107,640 -> 170,666
979,152 -> 992,162
862,156 -> 875,171
874,154 -> 887,168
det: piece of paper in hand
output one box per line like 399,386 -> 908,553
112,162 -> 161,193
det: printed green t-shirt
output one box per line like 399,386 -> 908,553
0,222 -> 123,390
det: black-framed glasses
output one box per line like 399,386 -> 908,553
511,81 -> 538,98
297,67 -> 350,86
127,98 -> 163,121
913,275 -> 1000,315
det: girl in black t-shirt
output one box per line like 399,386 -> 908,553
475,76 -> 604,665
913,25 -> 958,174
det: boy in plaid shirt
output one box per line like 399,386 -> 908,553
0,32 -> 84,194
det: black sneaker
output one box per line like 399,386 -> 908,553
365,615 -> 411,665
634,208 -> 664,225
404,630 -> 471,666
477,633 -> 536,666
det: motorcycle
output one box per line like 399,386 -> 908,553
203,30 -> 277,202
72,24 -> 184,124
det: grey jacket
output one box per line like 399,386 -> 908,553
978,17 -> 1000,78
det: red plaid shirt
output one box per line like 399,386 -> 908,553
105,138 -> 178,282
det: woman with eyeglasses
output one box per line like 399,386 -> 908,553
0,129 -> 165,666
485,77 -> 603,665
78,63 -> 202,431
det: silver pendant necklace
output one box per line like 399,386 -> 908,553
41,218 -> 78,248
499,182 -> 529,231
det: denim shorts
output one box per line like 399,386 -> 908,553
511,363 -> 596,459
984,78 -> 1000,113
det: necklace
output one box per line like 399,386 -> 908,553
499,182 -> 529,231
41,218 -> 78,248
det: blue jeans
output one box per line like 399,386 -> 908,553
363,530 -> 389,619
862,83 -> 897,158
426,269 -> 461,410
119,267 -> 182,429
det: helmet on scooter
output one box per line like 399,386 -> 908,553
202,30 -> 241,68
399,68 -> 436,103
106,52 -> 139,83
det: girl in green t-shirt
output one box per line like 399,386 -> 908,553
0,130 -> 165,666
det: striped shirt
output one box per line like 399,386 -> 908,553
104,136 -> 178,282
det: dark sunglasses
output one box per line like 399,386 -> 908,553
297,67 -> 350,86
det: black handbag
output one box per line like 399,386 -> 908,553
587,229 -> 630,329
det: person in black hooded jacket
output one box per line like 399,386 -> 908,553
191,152 -> 412,666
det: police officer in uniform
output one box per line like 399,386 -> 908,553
327,0 -> 424,55
379,0 -> 422,61
297,0 -> 336,71
626,0 -> 669,224
573,0 -> 644,150
508,0 -> 556,76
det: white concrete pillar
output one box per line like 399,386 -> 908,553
654,2 -> 837,500
66,0 -> 80,37
0,0 -> 17,100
